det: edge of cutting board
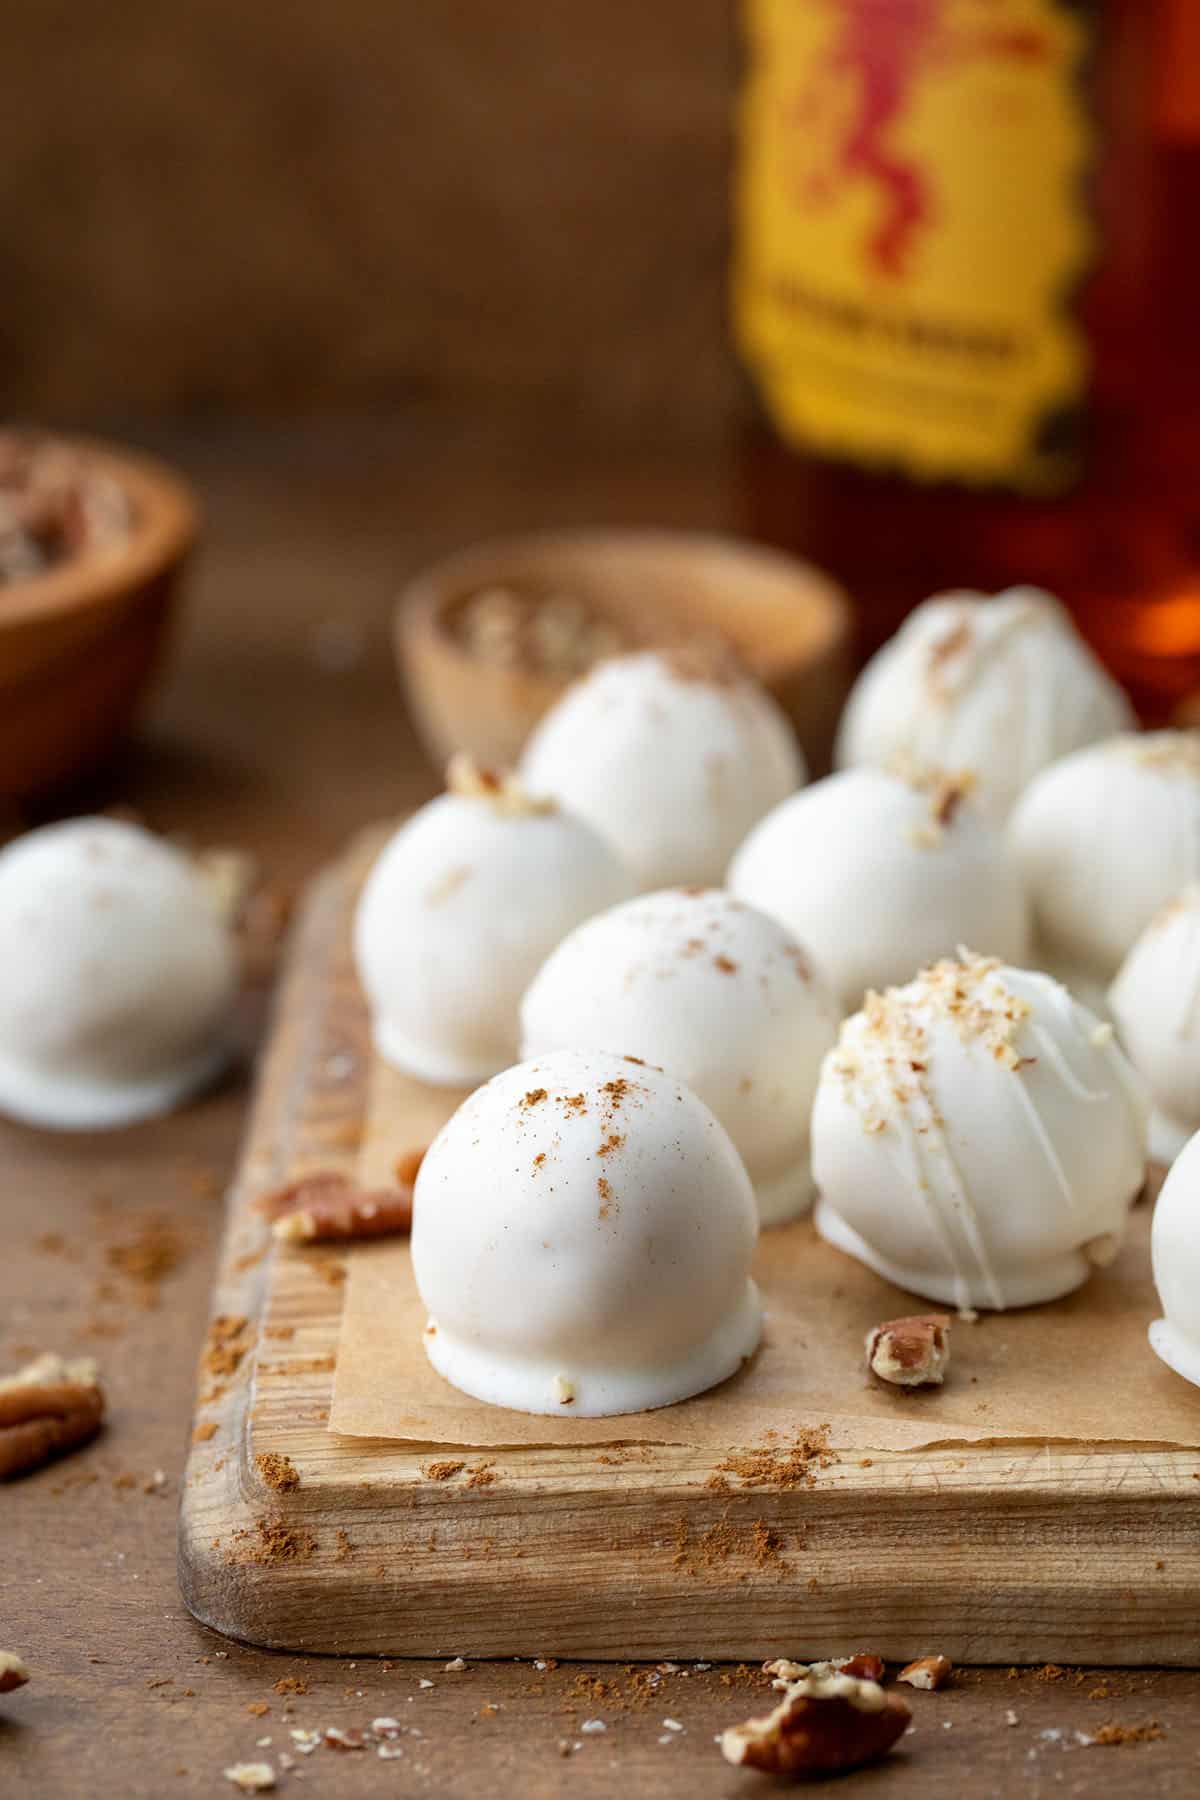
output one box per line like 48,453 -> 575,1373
178,835 -> 1200,1662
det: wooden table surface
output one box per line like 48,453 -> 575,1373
4,419 -> 1197,1797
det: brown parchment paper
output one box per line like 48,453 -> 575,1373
329,1062 -> 1200,1452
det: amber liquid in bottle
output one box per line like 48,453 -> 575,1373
737,0 -> 1200,717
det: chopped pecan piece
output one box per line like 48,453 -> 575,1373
223,1765 -> 275,1793
866,1314 -> 951,1387
0,1651 -> 30,1693
898,1653 -> 953,1691
764,1652 -> 885,1687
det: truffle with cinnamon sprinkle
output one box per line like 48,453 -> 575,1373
729,761 -> 1029,1011
354,755 -> 632,1085
520,649 -> 802,890
411,1049 -> 761,1415
836,585 -> 1131,820
520,885 -> 838,1224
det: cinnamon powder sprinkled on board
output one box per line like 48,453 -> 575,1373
714,1426 -> 837,1489
231,1517 -> 317,1566
750,1519 -> 784,1566
1090,1721 -> 1164,1746
422,1460 -> 466,1482
255,1452 -> 300,1493
672,1516 -> 788,1577
105,1218 -> 185,1305
201,1315 -> 253,1382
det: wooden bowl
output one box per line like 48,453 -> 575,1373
396,529 -> 851,775
0,436 -> 198,800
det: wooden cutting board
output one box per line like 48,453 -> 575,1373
178,835 -> 1200,1664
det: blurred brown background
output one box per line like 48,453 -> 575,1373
2,1 -> 737,439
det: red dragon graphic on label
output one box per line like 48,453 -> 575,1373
786,0 -> 1048,278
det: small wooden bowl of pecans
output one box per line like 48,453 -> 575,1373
0,431 -> 198,800
396,528 -> 852,775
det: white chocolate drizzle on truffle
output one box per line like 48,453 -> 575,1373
836,588 -> 1133,819
813,954 -> 1148,1311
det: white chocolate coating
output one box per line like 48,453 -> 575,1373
836,588 -> 1133,819
1110,887 -> 1200,1163
1149,1128 -> 1200,1388
519,650 -> 803,890
812,956 -> 1148,1311
520,887 -> 839,1224
354,778 -> 632,1087
1011,732 -> 1200,982
0,817 -> 237,1130
727,764 -> 1030,1012
411,1050 -> 763,1415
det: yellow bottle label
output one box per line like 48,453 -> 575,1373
734,0 -> 1095,491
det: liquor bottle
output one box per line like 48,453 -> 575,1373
733,0 -> 1200,717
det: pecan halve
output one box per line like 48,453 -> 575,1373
721,1675 -> 910,1776
257,1172 -> 413,1244
0,1354 -> 105,1480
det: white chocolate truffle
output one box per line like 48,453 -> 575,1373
836,588 -> 1133,819
0,817 -> 237,1131
1011,732 -> 1200,984
354,761 -> 633,1087
1148,1128 -> 1200,1388
520,888 -> 839,1225
1109,887 -> 1200,1163
519,649 -> 803,890
411,1050 -> 763,1415
812,955 -> 1148,1311
728,764 -> 1030,1012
